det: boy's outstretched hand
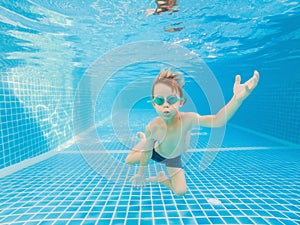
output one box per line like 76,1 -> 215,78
233,70 -> 260,101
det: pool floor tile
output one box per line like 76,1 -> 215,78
0,128 -> 299,225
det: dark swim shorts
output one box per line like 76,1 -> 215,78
151,148 -> 183,168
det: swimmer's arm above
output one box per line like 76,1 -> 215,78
130,126 -> 154,187
191,70 -> 260,128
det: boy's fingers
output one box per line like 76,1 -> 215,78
250,71 -> 259,88
235,75 -> 241,85
253,70 -> 259,84
255,71 -> 259,83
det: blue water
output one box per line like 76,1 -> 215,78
1,0 -> 300,224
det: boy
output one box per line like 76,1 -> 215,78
125,68 -> 259,196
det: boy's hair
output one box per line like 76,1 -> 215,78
152,68 -> 185,98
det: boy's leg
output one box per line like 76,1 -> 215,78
167,167 -> 186,196
147,167 -> 186,196
125,150 -> 143,165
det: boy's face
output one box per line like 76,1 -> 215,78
152,82 -> 183,120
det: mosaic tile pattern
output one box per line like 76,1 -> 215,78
1,146 -> 299,224
0,73 -> 74,169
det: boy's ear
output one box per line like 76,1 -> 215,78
180,98 -> 187,106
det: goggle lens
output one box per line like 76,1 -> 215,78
153,96 -> 165,105
167,96 -> 178,105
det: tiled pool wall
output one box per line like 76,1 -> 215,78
0,72 -> 75,169
232,82 -> 300,145
1,66 -> 300,170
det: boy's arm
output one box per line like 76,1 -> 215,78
130,125 -> 154,187
191,70 -> 259,127
137,126 -> 153,176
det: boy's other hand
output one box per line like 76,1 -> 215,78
234,70 -> 259,101
130,174 -> 146,188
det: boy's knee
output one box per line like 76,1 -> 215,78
125,155 -> 138,165
125,156 -> 132,165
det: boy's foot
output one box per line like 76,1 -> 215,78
146,171 -> 168,183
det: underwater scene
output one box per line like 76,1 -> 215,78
0,0 -> 300,224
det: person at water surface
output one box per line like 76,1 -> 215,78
146,0 -> 179,16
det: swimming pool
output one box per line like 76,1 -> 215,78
1,0 -> 300,224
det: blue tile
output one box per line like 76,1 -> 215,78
32,213 -> 48,220
140,219 -> 154,225
279,219 -> 299,225
74,212 -> 87,219
25,222 -> 43,225
94,219 -> 111,225
128,205 -> 140,211
265,218 -> 285,225
222,217 -> 239,224
284,212 -> 300,220
114,211 -> 127,218
17,214 -> 33,221
1,215 -> 18,223
181,218 -> 198,225
205,210 -> 218,217
60,213 -> 74,219
141,211 -> 152,218
80,206 -> 92,211
115,206 -> 127,212
285,205 -> 300,211
68,220 -> 84,225
168,218 -> 182,225
196,218 -> 210,224
241,209 -> 257,216
179,210 -> 193,217
209,217 -> 225,224
111,219 -> 128,225
82,220 -> 98,225
127,212 -> 139,219
166,211 -> 179,217
251,217 -> 269,224
46,213 -> 60,219
218,210 -> 231,216
236,217 -> 256,224
153,211 -> 165,217
256,210 -> 271,217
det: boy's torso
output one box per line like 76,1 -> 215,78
149,112 -> 193,158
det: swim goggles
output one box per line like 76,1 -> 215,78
149,95 -> 185,105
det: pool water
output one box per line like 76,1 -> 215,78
1,0 -> 300,224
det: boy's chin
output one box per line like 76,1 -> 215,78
160,111 -> 176,119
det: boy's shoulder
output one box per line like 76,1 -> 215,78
180,112 -> 201,127
147,116 -> 161,127
180,112 -> 199,119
